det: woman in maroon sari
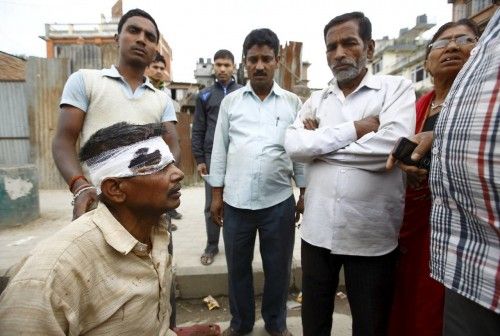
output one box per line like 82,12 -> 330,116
389,19 -> 479,336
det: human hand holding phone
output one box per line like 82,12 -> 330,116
386,132 -> 434,177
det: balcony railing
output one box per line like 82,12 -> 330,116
385,48 -> 427,75
45,22 -> 118,38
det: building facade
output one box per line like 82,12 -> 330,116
41,0 -> 173,79
193,58 -> 214,88
371,15 -> 435,96
448,0 -> 497,31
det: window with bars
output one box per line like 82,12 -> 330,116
372,60 -> 383,74
412,66 -> 426,83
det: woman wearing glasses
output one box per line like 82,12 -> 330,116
389,19 -> 479,336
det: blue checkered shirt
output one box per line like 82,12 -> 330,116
429,9 -> 500,313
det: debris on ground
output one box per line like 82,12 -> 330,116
336,291 -> 347,299
286,292 -> 302,310
286,300 -> 301,310
203,295 -> 220,310
293,291 -> 302,303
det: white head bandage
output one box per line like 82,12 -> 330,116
85,137 -> 174,194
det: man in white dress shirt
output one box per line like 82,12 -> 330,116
284,12 -> 415,336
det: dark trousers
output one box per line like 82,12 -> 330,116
301,240 -> 398,336
443,288 -> 500,336
203,155 -> 221,254
223,195 -> 295,333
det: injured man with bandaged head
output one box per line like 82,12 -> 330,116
0,122 -> 184,336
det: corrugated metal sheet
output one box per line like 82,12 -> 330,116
55,44 -> 102,72
176,111 -> 199,185
101,43 -> 119,69
277,41 -> 303,91
0,82 -> 30,165
0,51 -> 26,81
26,57 -> 70,189
0,140 -> 30,165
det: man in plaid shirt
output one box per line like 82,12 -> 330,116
388,4 -> 499,334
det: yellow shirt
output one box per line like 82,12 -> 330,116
0,203 -> 176,336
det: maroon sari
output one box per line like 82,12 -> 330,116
388,91 -> 444,336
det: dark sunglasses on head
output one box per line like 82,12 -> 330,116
428,36 -> 477,50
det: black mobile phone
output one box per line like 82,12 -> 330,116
392,137 -> 431,170
393,137 -> 418,166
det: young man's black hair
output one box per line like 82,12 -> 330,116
214,49 -> 235,63
153,52 -> 167,65
242,28 -> 280,57
117,8 -> 160,43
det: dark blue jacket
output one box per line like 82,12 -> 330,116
191,79 -> 242,164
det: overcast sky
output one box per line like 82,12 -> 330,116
0,0 -> 452,87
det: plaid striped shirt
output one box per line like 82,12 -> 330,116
0,203 -> 175,335
429,8 -> 500,313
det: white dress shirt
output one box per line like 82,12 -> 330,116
285,72 -> 415,256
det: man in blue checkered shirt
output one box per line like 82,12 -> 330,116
388,4 -> 500,334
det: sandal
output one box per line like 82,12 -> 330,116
200,252 -> 215,266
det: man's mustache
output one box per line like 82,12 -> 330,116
330,60 -> 356,70
253,71 -> 267,76
167,183 -> 182,196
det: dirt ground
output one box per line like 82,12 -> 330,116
176,291 -> 351,325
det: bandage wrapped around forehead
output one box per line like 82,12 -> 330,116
85,137 -> 174,194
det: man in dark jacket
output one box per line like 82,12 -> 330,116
146,52 -> 183,225
191,49 -> 242,266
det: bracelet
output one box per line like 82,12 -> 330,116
72,183 -> 91,195
68,175 -> 88,192
71,186 -> 97,205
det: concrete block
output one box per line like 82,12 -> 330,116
176,262 -> 267,299
0,165 -> 40,227
176,260 -> 303,299
176,271 -> 267,299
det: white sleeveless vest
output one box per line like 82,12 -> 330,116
79,69 -> 168,146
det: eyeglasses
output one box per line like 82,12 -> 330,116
428,36 -> 477,50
